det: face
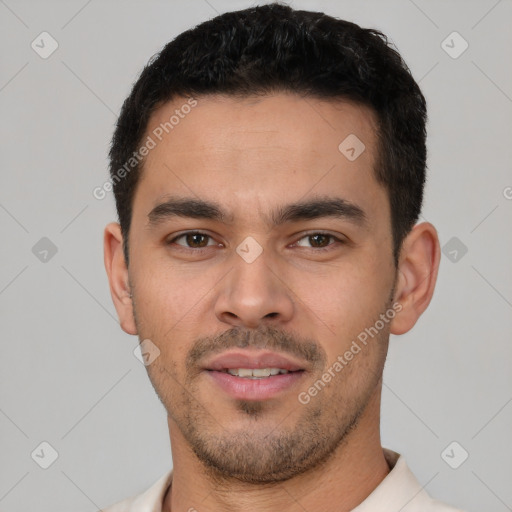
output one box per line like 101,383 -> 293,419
124,93 -> 398,483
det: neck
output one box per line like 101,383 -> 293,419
163,388 -> 389,512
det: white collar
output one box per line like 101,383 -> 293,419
102,448 -> 463,512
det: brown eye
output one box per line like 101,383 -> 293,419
169,232 -> 216,249
185,233 -> 209,248
308,234 -> 331,248
295,232 -> 340,250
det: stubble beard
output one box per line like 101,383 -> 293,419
145,334 -> 387,485
134,292 -> 393,485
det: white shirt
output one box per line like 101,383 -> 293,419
100,448 -> 464,512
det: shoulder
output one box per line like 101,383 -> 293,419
352,449 -> 466,512
402,493 -> 466,512
99,469 -> 173,512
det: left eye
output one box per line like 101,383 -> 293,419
294,233 -> 340,249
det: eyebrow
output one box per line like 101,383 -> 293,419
147,195 -> 367,228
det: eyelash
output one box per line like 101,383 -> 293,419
166,231 -> 345,252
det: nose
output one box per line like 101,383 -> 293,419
214,248 -> 295,329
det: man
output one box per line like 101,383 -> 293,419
102,3 -> 464,511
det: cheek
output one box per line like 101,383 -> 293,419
293,258 -> 387,322
287,259 -> 393,367
130,260 -> 221,353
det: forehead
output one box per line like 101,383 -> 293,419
145,93 -> 377,162
135,93 -> 386,225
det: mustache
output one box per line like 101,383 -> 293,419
186,325 -> 327,372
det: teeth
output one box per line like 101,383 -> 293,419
225,368 -> 290,378
252,368 -> 271,377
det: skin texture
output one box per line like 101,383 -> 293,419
104,93 -> 440,512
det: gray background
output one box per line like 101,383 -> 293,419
1,0 -> 511,511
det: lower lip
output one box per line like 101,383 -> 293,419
206,370 -> 305,401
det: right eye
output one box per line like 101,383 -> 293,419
167,231 -> 220,250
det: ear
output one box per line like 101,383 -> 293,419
390,222 -> 441,335
103,222 -> 138,335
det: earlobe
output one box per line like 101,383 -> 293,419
390,222 -> 441,335
103,223 -> 138,335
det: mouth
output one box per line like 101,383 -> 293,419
217,367 -> 299,378
206,369 -> 305,401
203,351 -> 307,400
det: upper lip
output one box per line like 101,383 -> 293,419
203,350 -> 306,372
